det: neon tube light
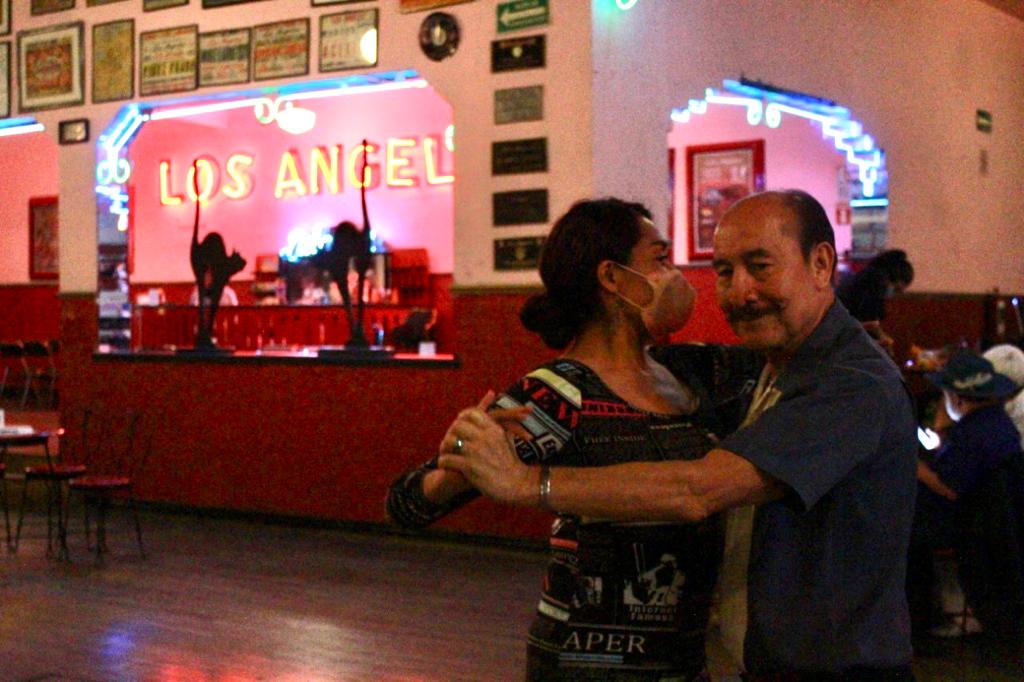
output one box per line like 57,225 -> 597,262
671,80 -> 885,198
0,122 -> 44,137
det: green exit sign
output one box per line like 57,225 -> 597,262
498,0 -> 549,33
976,109 -> 992,133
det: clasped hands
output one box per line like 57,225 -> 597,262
438,391 -> 537,506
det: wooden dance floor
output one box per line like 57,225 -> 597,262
2,507 -> 1022,681
1,510 -> 546,681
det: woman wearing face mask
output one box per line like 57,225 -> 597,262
387,198 -> 760,681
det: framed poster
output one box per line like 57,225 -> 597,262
87,0 -> 129,5
400,0 -> 473,12
140,25 -> 198,96
685,139 -> 765,260
31,0 -> 75,15
313,0 -> 368,4
144,0 -> 188,10
0,0 -> 9,38
319,9 -> 377,72
0,42 -> 8,118
17,22 -> 85,112
92,19 -> 133,103
199,28 -> 250,87
203,0 -> 269,6
29,197 -> 59,280
253,18 -> 309,82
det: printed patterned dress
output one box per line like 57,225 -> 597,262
387,346 -> 759,681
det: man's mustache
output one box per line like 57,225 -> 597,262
725,304 -> 781,323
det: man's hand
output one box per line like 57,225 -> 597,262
437,399 -> 535,506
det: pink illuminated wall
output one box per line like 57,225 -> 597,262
128,85 -> 454,283
0,132 -> 59,284
668,104 -> 848,264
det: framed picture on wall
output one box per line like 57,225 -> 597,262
92,19 -> 134,103
31,0 -> 75,15
17,22 -> 85,112
252,18 -> 309,81
0,42 -> 9,118
199,28 -> 250,87
0,0 -> 10,38
29,196 -> 59,280
140,24 -> 198,96
202,0 -> 270,7
143,0 -> 189,10
685,139 -> 765,260
319,9 -> 378,72
87,0 -> 130,5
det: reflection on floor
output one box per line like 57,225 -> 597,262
2,510 -> 546,681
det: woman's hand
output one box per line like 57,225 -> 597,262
438,396 -> 535,506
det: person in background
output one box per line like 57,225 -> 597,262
387,198 -> 760,681
837,249 -> 914,355
441,190 -> 919,680
908,349 -> 1023,638
983,343 -> 1024,449
189,283 -> 238,306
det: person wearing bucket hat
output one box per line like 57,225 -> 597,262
907,349 -> 1024,637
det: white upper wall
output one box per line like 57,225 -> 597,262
592,0 -> 1024,293
6,0 -> 593,292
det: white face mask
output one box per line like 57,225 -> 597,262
613,263 -> 696,338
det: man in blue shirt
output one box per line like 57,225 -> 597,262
441,190 -> 919,680
910,350 -> 1023,637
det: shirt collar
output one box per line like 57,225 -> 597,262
774,299 -> 855,391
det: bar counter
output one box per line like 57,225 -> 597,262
95,347 -> 459,368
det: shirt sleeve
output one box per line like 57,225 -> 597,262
719,367 -> 890,511
493,368 -> 582,465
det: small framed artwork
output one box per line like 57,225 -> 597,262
399,0 -> 474,12
140,24 -> 198,96
203,0 -> 269,7
17,22 -> 85,112
0,42 -> 9,118
144,0 -> 189,10
199,28 -> 251,87
29,196 -> 59,280
685,139 -> 765,261
92,19 -> 134,103
0,0 -> 9,38
87,0 -> 130,5
58,118 -> 89,144
313,0 -> 370,5
319,9 -> 377,72
253,18 -> 309,82
31,0 -> 75,15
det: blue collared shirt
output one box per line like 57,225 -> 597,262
721,301 -> 918,674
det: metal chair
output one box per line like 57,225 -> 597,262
22,340 -> 57,408
69,410 -> 148,559
0,342 -> 31,407
12,428 -> 83,560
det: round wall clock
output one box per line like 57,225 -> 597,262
419,12 -> 460,62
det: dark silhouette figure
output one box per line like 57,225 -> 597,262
189,162 -> 246,349
310,140 -> 374,348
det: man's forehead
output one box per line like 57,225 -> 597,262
715,200 -> 798,251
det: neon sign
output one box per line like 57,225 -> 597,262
157,136 -> 453,206
671,79 -> 885,198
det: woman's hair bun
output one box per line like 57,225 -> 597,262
520,293 -> 578,350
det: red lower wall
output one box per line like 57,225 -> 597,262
0,285 -> 61,343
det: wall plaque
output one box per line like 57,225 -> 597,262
494,85 -> 543,125
497,0 -> 549,34
491,34 -> 544,72
199,28 -> 250,87
493,189 -> 548,226
492,137 -> 547,175
494,236 -> 544,271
